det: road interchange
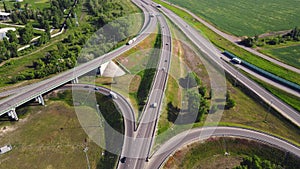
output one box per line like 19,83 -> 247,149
0,0 -> 300,168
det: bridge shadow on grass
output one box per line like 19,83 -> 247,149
96,94 -> 124,169
167,102 -> 197,125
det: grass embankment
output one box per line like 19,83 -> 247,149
93,28 -> 162,119
165,0 -> 300,37
153,0 -> 300,86
0,89 -> 124,169
135,31 -> 161,112
245,72 -> 300,112
154,20 -> 300,151
260,45 -> 300,69
164,137 -> 300,169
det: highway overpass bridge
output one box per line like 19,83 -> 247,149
0,0 -> 156,121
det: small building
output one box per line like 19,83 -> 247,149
0,145 -> 12,154
0,27 -> 17,40
0,12 -> 11,21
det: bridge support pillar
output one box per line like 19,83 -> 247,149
35,95 -> 45,106
72,77 -> 79,84
7,108 -> 18,121
97,66 -> 101,75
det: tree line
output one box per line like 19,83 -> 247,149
3,0 -> 73,29
7,0 -> 139,84
168,72 -> 236,124
240,27 -> 300,47
234,155 -> 283,169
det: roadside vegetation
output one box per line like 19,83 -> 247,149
0,0 -> 142,89
240,27 -> 300,68
135,31 -> 161,112
154,0 -> 300,85
163,137 -> 300,169
154,19 -> 300,152
245,72 -> 300,112
93,28 -> 162,119
0,89 -> 124,169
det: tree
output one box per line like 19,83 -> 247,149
3,2 -> 8,12
37,32 -> 49,46
225,91 -> 236,109
10,12 -> 19,23
66,33 -> 75,43
18,24 -> 34,45
19,12 -> 28,24
241,37 -> 254,47
234,155 -> 283,169
6,30 -> 18,44
52,15 -> 61,28
43,20 -> 51,39
14,2 -> 21,9
8,42 -> 18,58
198,86 -> 207,97
226,99 -> 236,109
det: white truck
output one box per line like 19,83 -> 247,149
231,57 -> 242,64
127,37 -> 137,45
110,91 -> 118,99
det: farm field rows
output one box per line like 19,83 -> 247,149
167,0 -> 300,37
260,45 -> 300,69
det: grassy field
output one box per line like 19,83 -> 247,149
166,0 -> 300,37
153,0 -> 300,85
260,45 -> 300,69
0,101 -> 103,169
154,20 -> 300,151
0,89 -> 124,169
163,137 -> 300,169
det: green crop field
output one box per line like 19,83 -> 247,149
260,45 -> 300,69
166,0 -> 300,37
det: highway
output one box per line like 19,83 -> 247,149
152,1 -> 300,127
146,127 -> 300,169
161,0 -> 300,74
0,0 -> 156,118
0,0 -> 299,168
117,1 -> 172,168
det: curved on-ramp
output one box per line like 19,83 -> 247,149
146,127 -> 300,169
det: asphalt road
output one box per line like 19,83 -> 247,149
161,0 -> 300,74
117,1 -> 173,168
153,1 -> 300,127
0,0 -> 156,117
59,84 -> 136,137
146,127 -> 300,169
